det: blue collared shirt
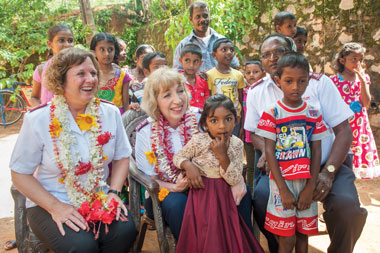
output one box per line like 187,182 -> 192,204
173,28 -> 240,72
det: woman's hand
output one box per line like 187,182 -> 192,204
49,201 -> 88,236
107,192 -> 128,221
231,175 -> 247,205
172,173 -> 189,192
279,187 -> 297,210
182,160 -> 205,189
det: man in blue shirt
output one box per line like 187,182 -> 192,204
172,1 -> 239,72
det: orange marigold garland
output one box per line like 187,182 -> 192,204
158,188 -> 170,202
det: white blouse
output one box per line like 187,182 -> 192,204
10,101 -> 132,208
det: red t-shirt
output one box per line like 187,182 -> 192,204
184,74 -> 210,109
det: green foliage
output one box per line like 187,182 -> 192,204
147,0 -> 260,61
95,8 -> 113,32
121,24 -> 143,67
0,0 -> 118,89
48,0 -> 132,10
0,0 -> 52,89
0,0 -> 89,89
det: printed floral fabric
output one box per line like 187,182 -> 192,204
97,68 -> 131,107
331,74 -> 380,179
173,132 -> 244,186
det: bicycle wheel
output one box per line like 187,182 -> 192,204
0,90 -> 26,126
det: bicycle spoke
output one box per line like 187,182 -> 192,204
0,91 -> 25,126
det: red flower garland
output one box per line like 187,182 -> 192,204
151,110 -> 198,183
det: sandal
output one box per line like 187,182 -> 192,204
4,240 -> 16,250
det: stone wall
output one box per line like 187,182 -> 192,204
137,0 -> 380,100
136,0 -> 380,148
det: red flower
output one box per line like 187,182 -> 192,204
102,211 -> 115,224
91,199 -> 102,210
75,161 -> 94,176
90,209 -> 103,221
97,132 -> 111,146
78,201 -> 90,216
108,198 -> 119,212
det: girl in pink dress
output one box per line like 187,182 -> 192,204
30,24 -> 74,106
330,42 -> 380,179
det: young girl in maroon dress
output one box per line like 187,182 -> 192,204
173,94 -> 263,253
330,43 -> 380,179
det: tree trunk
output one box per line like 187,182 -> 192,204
78,0 -> 96,46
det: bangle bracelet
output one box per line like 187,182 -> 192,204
108,189 -> 121,197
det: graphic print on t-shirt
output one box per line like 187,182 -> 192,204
275,121 -> 311,177
215,78 -> 237,102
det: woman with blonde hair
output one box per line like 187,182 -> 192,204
135,66 -> 253,240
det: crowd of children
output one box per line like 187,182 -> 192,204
26,2 -> 377,252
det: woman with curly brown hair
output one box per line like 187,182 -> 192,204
10,47 -> 137,252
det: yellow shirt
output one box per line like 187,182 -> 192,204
207,67 -> 245,116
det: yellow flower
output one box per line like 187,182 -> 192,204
97,190 -> 107,202
58,177 -> 65,184
50,118 -> 62,137
144,151 -> 157,165
76,113 -> 98,131
158,188 -> 169,202
102,155 -> 108,161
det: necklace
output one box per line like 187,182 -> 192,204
49,95 -> 125,237
49,95 -> 109,206
151,110 -> 198,183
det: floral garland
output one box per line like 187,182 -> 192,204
150,109 -> 198,183
49,95 -> 123,238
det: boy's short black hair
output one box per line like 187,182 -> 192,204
180,44 -> 202,58
212,38 -> 233,52
295,26 -> 308,38
189,1 -> 209,17
245,60 -> 264,71
259,33 -> 293,53
276,52 -> 310,78
142,52 -> 166,71
274,11 -> 297,27
199,94 -> 237,132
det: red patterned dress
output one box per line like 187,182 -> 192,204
330,74 -> 380,179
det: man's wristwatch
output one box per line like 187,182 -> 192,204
326,165 -> 336,174
108,189 -> 121,197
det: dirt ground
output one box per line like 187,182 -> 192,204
1,120 -> 379,252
